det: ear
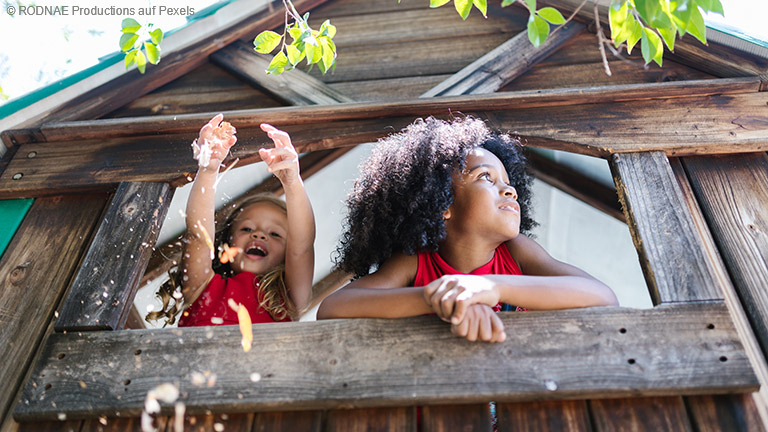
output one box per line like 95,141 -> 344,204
442,207 -> 451,221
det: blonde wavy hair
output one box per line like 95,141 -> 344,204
146,193 -> 296,325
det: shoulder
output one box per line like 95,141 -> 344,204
346,252 -> 419,289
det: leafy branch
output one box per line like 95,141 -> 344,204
120,18 -> 164,74
253,0 -> 337,75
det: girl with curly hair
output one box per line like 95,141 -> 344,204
317,116 -> 617,342
147,114 -> 315,326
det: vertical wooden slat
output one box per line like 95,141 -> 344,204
78,416 -> 168,431
179,413 -> 252,432
16,420 -> 82,432
497,400 -> 591,432
421,404 -> 491,432
590,397 -> 693,431
609,151 -> 723,304
686,394 -> 766,432
253,410 -> 322,432
0,194 -> 107,426
56,182 -> 173,331
326,407 -> 415,432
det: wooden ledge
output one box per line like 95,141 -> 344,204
15,301 -> 757,421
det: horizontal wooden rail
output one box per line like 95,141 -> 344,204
15,302 -> 757,421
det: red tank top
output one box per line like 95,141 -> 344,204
178,272 -> 290,327
413,244 -> 525,312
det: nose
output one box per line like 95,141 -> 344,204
252,230 -> 267,240
501,184 -> 517,200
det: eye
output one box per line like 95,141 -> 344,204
270,232 -> 282,239
479,172 -> 493,183
241,227 -> 253,233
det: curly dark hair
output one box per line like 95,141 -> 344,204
335,116 -> 536,278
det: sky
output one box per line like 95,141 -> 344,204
0,0 -> 766,103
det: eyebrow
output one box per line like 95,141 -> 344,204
467,163 -> 511,183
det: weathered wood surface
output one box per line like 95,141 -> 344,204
610,152 -> 724,303
422,405 -> 489,432
687,394 -> 766,432
589,397 -> 693,431
253,411 -> 323,432
327,407 -> 415,432
15,302 -> 757,421
211,41 -> 355,106
330,75 -> 451,102
497,400 -> 591,432
422,22 -> 585,97
0,194 -> 106,425
105,62 -> 285,119
683,153 -> 768,357
55,182 -> 172,331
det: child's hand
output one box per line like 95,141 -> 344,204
192,113 -> 237,170
424,274 -> 500,324
450,304 -> 506,343
259,124 -> 301,187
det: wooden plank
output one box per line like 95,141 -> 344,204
15,302 -> 758,420
305,269 -> 353,314
527,151 -> 624,222
327,407 -> 415,432
422,22 -> 586,97
16,420 -> 82,431
610,152 -> 724,303
55,182 -> 173,331
123,305 -> 146,330
0,194 -> 107,424
79,416 -> 168,431
36,78 -> 761,142
589,397 -> 693,431
179,413 -> 253,432
210,41 -> 354,105
309,0 -> 438,17
496,400 -> 591,432
329,75 -> 451,102
253,410 -> 322,432
421,405 -> 490,432
686,394 -> 766,432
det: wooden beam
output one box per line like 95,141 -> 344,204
304,269 -> 353,315
210,41 -> 355,105
422,22 -> 585,97
36,77 -> 760,142
589,397 -> 693,431
0,194 -> 106,424
327,407 -> 415,431
610,152 -> 726,303
526,151 -> 624,222
15,302 -> 758,421
685,394 -> 767,432
497,400 -> 591,431
55,182 -> 173,331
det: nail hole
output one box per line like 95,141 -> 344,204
707,324 -> 715,329
342,383 -> 348,388
44,383 -> 52,390
124,379 -> 131,385
27,151 -> 37,158
719,356 -> 728,362
135,349 -> 142,356
12,173 -> 23,180
627,358 -> 636,365
57,353 -> 66,360
619,328 -> 627,334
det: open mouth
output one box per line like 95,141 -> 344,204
246,245 -> 267,257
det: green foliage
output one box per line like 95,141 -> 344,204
253,2 -> 338,75
0,85 -> 8,101
120,18 -> 163,74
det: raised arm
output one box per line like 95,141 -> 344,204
181,114 -> 237,305
258,124 -> 315,312
316,253 -> 433,319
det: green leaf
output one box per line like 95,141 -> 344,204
686,3 -> 707,44
119,33 -> 139,52
698,0 -> 723,14
634,0 -> 672,28
454,0 -> 472,19
0,85 -> 8,101
121,18 -> 141,33
124,50 -> 137,68
311,39 -> 323,64
501,0 -> 515,6
657,26 -> 676,50
267,51 -> 288,74
473,0 -> 487,17
527,14 -> 549,47
525,0 -> 536,11
135,49 -> 147,74
627,18 -> 643,53
609,1 -> 630,46
286,44 -> 302,65
537,7 -> 565,24
150,28 -> 164,45
319,19 -> 337,38
144,42 -> 160,64
641,27 -> 663,66
288,26 -> 303,41
670,0 -> 692,36
305,43 -> 317,65
253,30 -> 282,54
320,38 -> 335,72
430,0 -> 451,7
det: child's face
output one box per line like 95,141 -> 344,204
443,148 -> 520,242
228,201 -> 288,275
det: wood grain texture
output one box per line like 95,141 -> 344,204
79,416 -> 168,431
0,194 -> 107,425
327,407 -> 415,432
610,152 -> 724,303
178,413 -> 252,432
589,397 -> 693,432
686,393 -> 766,432
15,303 -> 757,421
497,400 -> 591,432
55,182 -> 172,331
422,22 -> 586,97
421,405 -> 490,432
253,410 -> 322,432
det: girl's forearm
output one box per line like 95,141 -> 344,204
317,286 -> 433,319
185,168 -> 218,236
283,180 -> 315,256
489,275 -> 618,309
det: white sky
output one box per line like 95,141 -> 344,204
0,0 -> 766,102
